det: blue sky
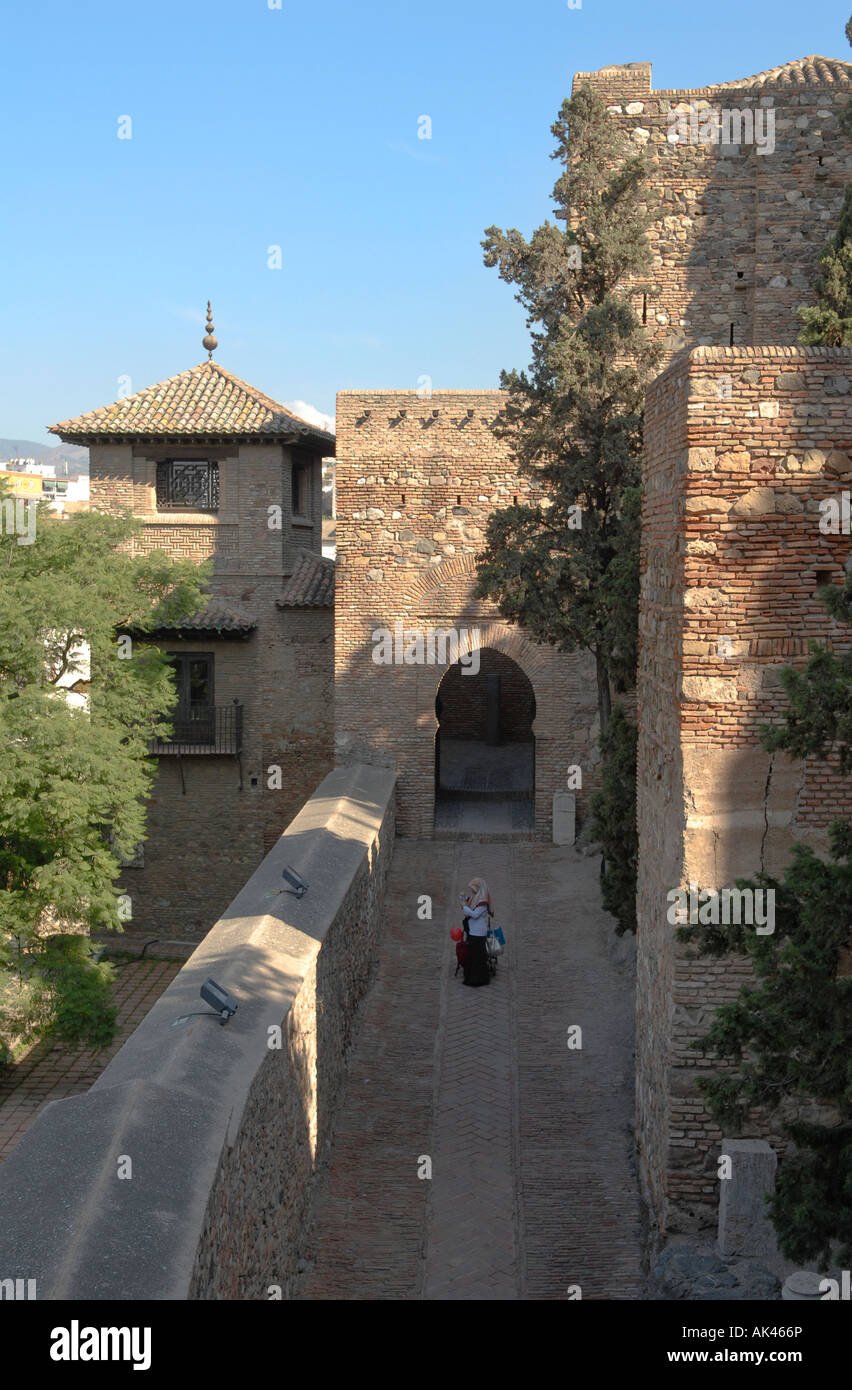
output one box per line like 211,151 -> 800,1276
1,0 -> 848,443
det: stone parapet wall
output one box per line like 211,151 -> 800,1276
573,63 -> 652,102
637,345 -> 852,1234
0,764 -> 395,1299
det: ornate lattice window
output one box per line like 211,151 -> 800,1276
156,460 -> 219,510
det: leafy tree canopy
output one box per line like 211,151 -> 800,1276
0,491 -> 207,1056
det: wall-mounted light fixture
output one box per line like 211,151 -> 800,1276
282,865 -> 308,898
200,978 -> 238,1026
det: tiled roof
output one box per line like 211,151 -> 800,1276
714,55 -> 852,90
50,360 -> 336,448
277,551 -> 334,608
151,598 -> 257,634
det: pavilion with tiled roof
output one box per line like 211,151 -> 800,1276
44,312 -> 337,928
50,358 -> 335,451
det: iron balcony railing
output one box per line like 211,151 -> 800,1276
151,702 -> 243,755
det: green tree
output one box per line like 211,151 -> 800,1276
0,490 -> 207,1061
679,574 -> 852,1265
475,87 -> 660,732
798,16 -> 852,345
798,187 -> 852,346
761,573 -> 852,772
678,832 -> 852,1267
589,703 -> 638,934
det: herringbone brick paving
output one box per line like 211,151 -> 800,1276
297,842 -> 644,1300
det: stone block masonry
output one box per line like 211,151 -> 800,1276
636,345 -> 852,1236
334,390 -> 600,839
573,61 -> 852,359
0,764 -> 394,1299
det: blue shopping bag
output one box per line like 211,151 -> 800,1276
492,926 -> 506,947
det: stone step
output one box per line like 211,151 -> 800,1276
432,828 -> 536,842
436,787 -> 534,803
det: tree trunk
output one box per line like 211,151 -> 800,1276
595,649 -> 612,736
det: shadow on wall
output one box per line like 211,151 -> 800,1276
338,629 -> 538,813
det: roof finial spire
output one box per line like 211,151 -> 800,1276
202,301 -> 218,360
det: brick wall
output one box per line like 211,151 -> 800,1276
436,646 -> 535,742
334,391 -> 600,838
90,439 -> 333,946
637,345 -> 852,1234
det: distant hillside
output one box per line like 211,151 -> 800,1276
0,438 -> 89,474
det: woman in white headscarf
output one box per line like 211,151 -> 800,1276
460,877 -> 493,987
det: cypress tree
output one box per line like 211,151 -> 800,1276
475,88 -> 660,734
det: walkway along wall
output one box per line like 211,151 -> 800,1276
0,763 -> 394,1299
334,390 -> 599,838
636,345 -> 852,1235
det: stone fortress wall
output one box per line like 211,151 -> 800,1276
575,56 -> 845,355
333,390 -> 600,839
573,59 -> 851,356
637,345 -> 852,1232
563,57 -> 852,1233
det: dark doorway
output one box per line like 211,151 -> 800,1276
434,648 -> 535,835
165,651 -> 215,744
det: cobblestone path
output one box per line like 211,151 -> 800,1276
296,842 -> 644,1300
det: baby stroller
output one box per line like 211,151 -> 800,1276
485,926 -> 505,975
